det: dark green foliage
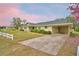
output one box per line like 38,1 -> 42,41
75,27 -> 79,32
46,31 -> 52,34
70,32 -> 76,37
0,26 -> 6,31
69,31 -> 79,37
20,29 -> 24,31
0,26 -> 6,29
11,28 -> 17,31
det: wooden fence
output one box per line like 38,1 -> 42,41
0,32 -> 13,40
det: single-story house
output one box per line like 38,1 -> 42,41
26,19 -> 73,35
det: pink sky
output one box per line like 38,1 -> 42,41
0,4 -> 65,26
0,4 -> 41,26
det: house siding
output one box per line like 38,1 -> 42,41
28,23 -> 73,35
39,26 -> 52,32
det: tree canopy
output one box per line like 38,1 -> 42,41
12,17 -> 22,29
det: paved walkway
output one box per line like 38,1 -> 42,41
19,34 -> 67,55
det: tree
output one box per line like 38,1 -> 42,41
68,3 -> 79,21
68,3 -> 79,30
12,17 -> 22,29
66,16 -> 76,29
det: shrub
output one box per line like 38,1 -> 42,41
46,31 -> 52,34
31,29 -> 51,34
70,31 -> 78,37
20,29 -> 24,31
70,32 -> 76,37
75,27 -> 79,32
39,29 -> 45,33
10,28 -> 17,31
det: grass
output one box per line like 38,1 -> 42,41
1,29 -> 79,56
74,31 -> 79,35
1,29 -> 43,41
0,29 -> 50,55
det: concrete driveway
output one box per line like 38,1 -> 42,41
19,34 -> 67,55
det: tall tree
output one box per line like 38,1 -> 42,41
12,17 -> 22,29
68,3 -> 79,29
66,16 -> 76,29
68,3 -> 79,21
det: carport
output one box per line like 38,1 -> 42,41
52,23 -> 73,34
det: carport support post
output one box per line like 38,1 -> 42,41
68,25 -> 72,35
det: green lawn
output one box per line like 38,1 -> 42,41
0,29 -> 50,55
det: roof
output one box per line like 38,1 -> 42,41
28,18 -> 73,27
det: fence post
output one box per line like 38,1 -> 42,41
12,35 -> 13,40
77,46 -> 79,56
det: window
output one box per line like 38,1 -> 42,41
45,26 -> 47,29
32,27 -> 35,29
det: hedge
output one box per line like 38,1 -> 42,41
31,29 -> 51,34
75,27 -> 79,32
70,31 -> 79,37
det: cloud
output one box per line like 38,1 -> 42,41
0,4 -> 63,26
0,4 -> 41,26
